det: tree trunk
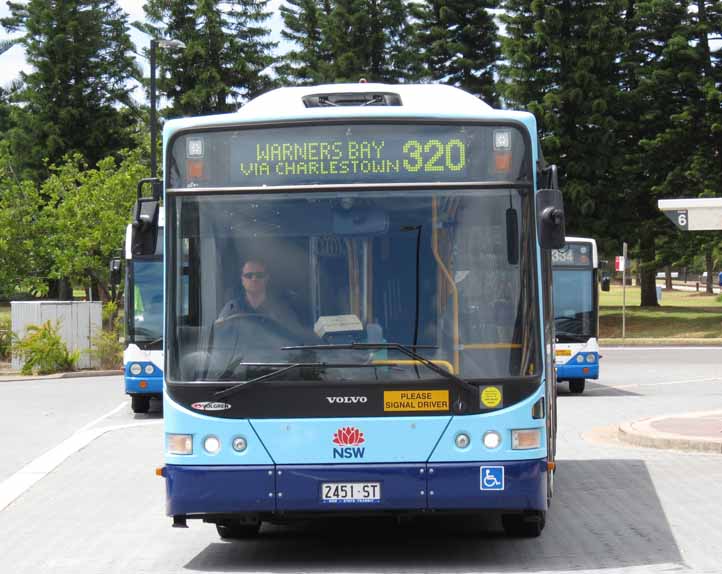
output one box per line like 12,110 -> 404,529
48,278 -> 73,301
665,265 -> 672,290
639,224 -> 659,307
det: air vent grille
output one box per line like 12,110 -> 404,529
303,92 -> 402,108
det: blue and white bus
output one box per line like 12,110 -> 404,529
148,84 -> 566,538
552,237 -> 599,394
122,213 -> 164,414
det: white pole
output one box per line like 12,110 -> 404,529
622,242 -> 627,342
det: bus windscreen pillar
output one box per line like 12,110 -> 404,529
658,198 -> 722,231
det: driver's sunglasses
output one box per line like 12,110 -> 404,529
243,272 -> 267,280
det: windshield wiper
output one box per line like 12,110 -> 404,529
555,331 -> 590,342
282,342 -> 478,395
213,362 -> 399,400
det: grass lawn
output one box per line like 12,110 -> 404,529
599,285 -> 722,339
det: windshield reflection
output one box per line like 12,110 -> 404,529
130,259 -> 163,344
168,189 -> 539,383
552,269 -> 596,339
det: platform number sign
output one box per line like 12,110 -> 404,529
663,209 -> 689,230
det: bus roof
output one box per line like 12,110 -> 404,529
162,83 -> 536,139
564,236 -> 598,267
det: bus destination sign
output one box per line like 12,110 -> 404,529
170,124 -> 527,188
551,243 -> 592,267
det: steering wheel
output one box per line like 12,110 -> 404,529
208,313 -> 307,379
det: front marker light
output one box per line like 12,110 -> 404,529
512,429 -> 541,450
232,436 -> 248,452
586,353 -> 596,363
167,433 -> 193,455
204,435 -> 221,454
130,363 -> 142,375
455,433 -> 471,449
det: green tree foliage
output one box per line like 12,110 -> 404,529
325,0 -> 416,82
39,148 -> 148,301
141,0 -> 277,116
500,0 -> 627,245
647,1 -> 722,297
615,0 -> 702,305
0,143 -> 53,296
410,0 -> 500,104
1,0 -> 140,182
277,0 -> 334,84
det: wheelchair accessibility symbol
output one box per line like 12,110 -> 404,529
480,466 -> 504,491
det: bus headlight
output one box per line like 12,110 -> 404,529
576,355 -> 585,363
586,354 -> 596,363
483,431 -> 501,449
144,364 -> 155,375
511,429 -> 541,450
203,436 -> 221,454
167,433 -> 193,455
130,363 -> 142,375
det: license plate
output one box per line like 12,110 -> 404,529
321,482 -> 381,503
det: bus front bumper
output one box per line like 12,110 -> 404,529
162,460 -> 548,518
556,362 -> 598,380
125,375 -> 163,395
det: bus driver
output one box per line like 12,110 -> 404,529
217,258 -> 303,334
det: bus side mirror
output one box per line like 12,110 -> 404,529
601,275 -> 611,292
536,188 -> 566,249
132,198 -> 159,256
109,258 -> 122,286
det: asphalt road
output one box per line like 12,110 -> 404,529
1,348 -> 721,574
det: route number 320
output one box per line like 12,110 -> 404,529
402,139 -> 466,173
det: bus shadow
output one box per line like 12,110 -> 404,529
184,459 -> 682,572
560,381 -> 641,397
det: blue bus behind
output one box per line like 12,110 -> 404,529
123,220 -> 164,413
552,237 -> 599,394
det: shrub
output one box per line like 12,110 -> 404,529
88,305 -> 123,369
102,300 -> 119,330
14,320 -> 79,375
0,316 -> 11,361
88,319 -> 123,369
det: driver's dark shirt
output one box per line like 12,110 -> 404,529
217,294 -> 303,336
218,296 -> 271,319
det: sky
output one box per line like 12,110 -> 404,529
0,0 -> 287,94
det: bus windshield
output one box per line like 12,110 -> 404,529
129,258 -> 163,346
552,268 -> 596,339
168,188 -> 540,383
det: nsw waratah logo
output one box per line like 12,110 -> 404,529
332,426 -> 366,459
